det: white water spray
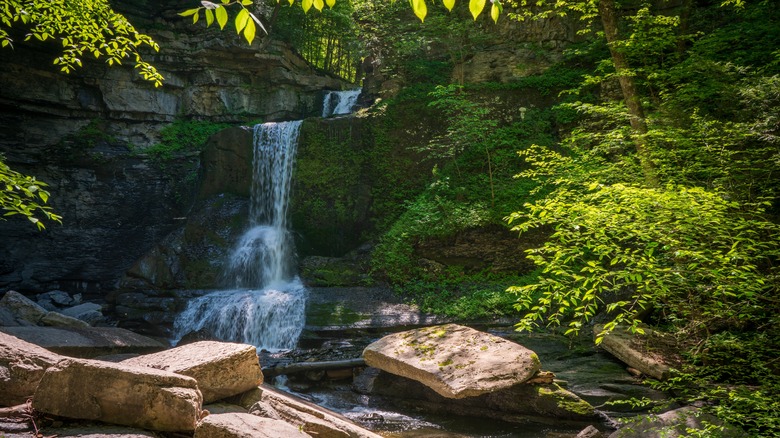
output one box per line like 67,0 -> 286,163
173,121 -> 306,350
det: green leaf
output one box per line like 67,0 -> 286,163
178,8 -> 200,16
205,8 -> 214,26
235,8 -> 249,33
241,0 -> 254,5
302,0 -> 313,12
442,0 -> 455,11
411,0 -> 427,22
314,0 -> 324,10
326,0 -> 336,7
192,12 -> 199,24
216,6 -> 228,29
469,0 -> 485,20
243,18 -> 256,45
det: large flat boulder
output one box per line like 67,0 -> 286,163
0,326 -> 165,358
32,358 -> 203,432
122,341 -> 264,403
195,413 -> 311,438
362,324 -> 541,399
0,331 -> 63,406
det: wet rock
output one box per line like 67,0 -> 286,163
122,341 -> 264,403
363,324 -> 541,399
32,358 -> 202,432
0,326 -> 165,358
0,331 -> 62,406
36,290 -> 74,310
195,412 -> 311,438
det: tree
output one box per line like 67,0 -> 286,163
0,157 -> 60,229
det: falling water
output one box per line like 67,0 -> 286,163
172,121 -> 306,350
321,89 -> 361,118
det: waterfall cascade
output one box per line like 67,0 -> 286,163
173,90 -> 359,351
172,121 -> 306,350
321,89 -> 361,118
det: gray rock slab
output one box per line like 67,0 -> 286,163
43,424 -> 163,437
61,302 -> 104,325
363,324 -> 541,399
122,341 -> 264,403
0,326 -> 165,358
32,358 -> 203,432
195,413 -> 311,438
0,290 -> 47,326
0,331 -> 64,406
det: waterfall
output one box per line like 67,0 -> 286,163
172,121 -> 306,351
321,89 -> 361,118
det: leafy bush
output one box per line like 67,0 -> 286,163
144,120 -> 231,160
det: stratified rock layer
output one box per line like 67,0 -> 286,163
0,326 -> 165,358
363,324 -> 541,399
122,341 -> 263,403
32,358 -> 202,432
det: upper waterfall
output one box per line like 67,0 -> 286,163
322,89 -> 361,118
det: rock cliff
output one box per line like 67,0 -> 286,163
0,0 -> 347,294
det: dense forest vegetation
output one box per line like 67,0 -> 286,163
285,0 -> 779,435
2,0 -> 778,435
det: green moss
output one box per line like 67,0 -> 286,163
306,303 -> 366,327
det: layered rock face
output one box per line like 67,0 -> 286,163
0,0 -> 346,293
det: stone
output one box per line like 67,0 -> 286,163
0,331 -> 63,406
0,291 -> 47,326
40,311 -> 90,328
354,367 -> 597,425
122,341 -> 264,403
32,358 -> 203,432
608,406 -> 742,438
362,324 -> 541,399
39,291 -> 74,307
595,325 -> 672,381
40,424 -> 162,437
577,425 -> 605,438
60,302 -> 104,325
231,385 -> 382,438
195,413 -> 311,438
0,326 -> 165,358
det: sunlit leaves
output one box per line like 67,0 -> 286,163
442,0 -> 455,12
0,156 -> 61,230
313,0 -> 324,11
302,0 -> 313,12
235,8 -> 249,33
2,0 -> 163,86
216,5 -> 228,28
181,1 -> 265,45
410,0 -> 427,22
469,0 -> 486,20
490,0 -> 502,23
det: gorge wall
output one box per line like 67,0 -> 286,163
0,0 -> 346,294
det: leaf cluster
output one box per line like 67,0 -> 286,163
0,0 -> 163,86
0,156 -> 61,230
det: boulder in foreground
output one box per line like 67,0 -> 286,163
195,413 -> 311,438
0,331 -> 63,406
123,341 -> 263,403
32,358 -> 203,432
363,324 -> 541,398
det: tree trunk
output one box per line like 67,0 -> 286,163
598,0 -> 659,187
